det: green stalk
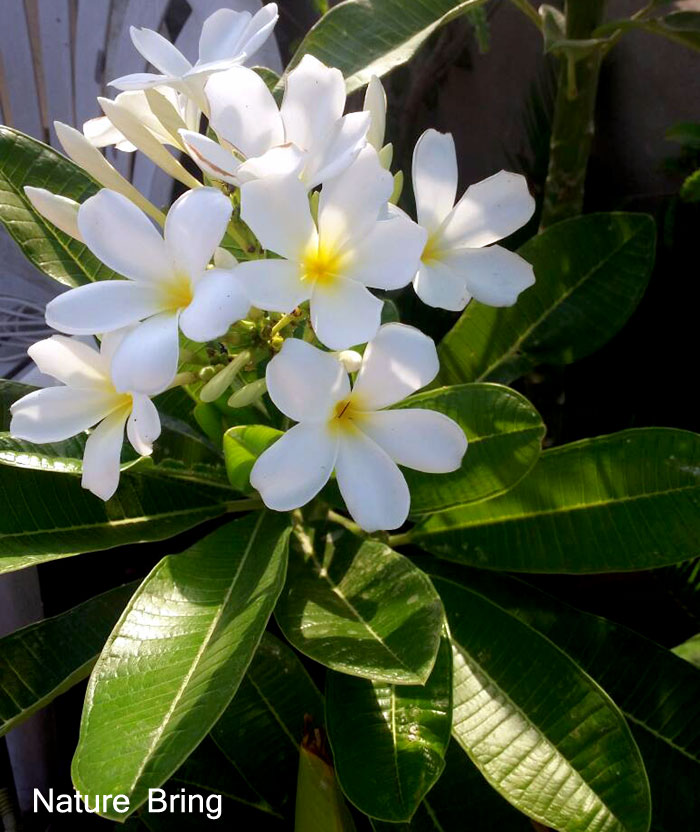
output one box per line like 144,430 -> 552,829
539,0 -> 608,230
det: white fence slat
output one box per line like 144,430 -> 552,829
74,0 -> 112,128
0,0 -> 44,138
36,0 -> 75,146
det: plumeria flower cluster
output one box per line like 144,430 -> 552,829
11,4 -> 536,531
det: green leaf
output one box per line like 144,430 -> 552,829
287,0 -> 488,93
371,743 -> 531,831
211,633 -> 323,817
438,213 -> 656,385
275,534 -> 444,685
326,635 -> 452,822
672,633 -> 700,668
0,582 -> 137,736
0,466 -> 238,574
413,428 -> 700,573
397,384 -> 544,515
71,512 -> 291,820
665,120 -> 700,148
0,126 -> 118,287
434,576 -> 651,832
421,561 -> 700,832
223,424 -> 282,492
680,168 -> 700,202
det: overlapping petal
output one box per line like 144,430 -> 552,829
444,245 -> 535,306
27,335 -> 108,388
10,387 -> 123,443
353,323 -> 439,410
413,261 -> 471,311
130,26 -> 192,77
310,279 -> 383,351
179,269 -> 250,342
348,212 -> 427,290
198,8 -> 253,64
281,55 -> 345,151
127,393 -> 161,456
180,130 -> 242,183
110,312 -> 180,394
250,422 -> 337,511
236,259 -> 309,313
412,129 -> 458,233
266,338 -> 349,424
81,405 -> 131,500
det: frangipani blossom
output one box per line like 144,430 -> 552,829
10,333 -> 160,500
236,147 -> 427,350
412,129 -> 536,311
110,4 -> 279,112
251,324 -> 467,532
180,56 -> 369,188
45,187 -> 248,395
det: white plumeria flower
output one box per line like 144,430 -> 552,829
110,4 -> 279,112
9,333 -> 161,501
45,187 -> 249,395
180,56 -> 369,189
251,324 -> 467,532
412,129 -> 536,311
236,147 -> 427,350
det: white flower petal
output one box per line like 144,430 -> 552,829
445,245 -> 535,306
353,323 -> 439,410
27,335 -> 107,388
364,75 -> 387,150
347,212 -> 427,290
179,268 -> 249,341
164,187 -> 231,282
413,260 -> 471,312
318,145 -> 392,252
440,170 -> 535,249
100,327 -> 136,370
83,115 -> 128,149
127,393 -> 161,456
45,281 -> 165,336
240,175 -> 316,259
335,429 -> 410,532
109,72 -> 168,92
251,422 -> 337,511
78,189 -> 172,283
180,129 -> 241,184
302,111 -> 370,189
198,8 -> 252,63
412,129 -> 458,233
360,409 -> 467,473
236,259 -> 308,313
266,338 -> 349,424
206,66 -> 283,158
110,312 -> 180,394
10,387 -> 121,443
24,187 -> 83,241
281,55 -> 345,152
310,279 -> 383,351
238,3 -> 279,60
237,143 -> 305,183
81,406 -> 131,500
130,26 -> 192,77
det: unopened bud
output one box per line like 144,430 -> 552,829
378,143 -> 393,170
364,75 -> 387,150
199,350 -> 251,402
198,366 -> 217,382
227,378 -> 267,408
390,170 -> 404,205
336,350 -> 362,373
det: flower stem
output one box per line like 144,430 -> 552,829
387,531 -> 413,548
327,510 -> 366,538
270,309 -> 302,337
225,497 -> 265,513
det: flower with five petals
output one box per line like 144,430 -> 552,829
45,187 -> 248,395
412,129 -> 536,311
236,147 -> 427,350
10,333 -> 161,500
251,324 -> 467,532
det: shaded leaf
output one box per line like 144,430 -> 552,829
223,424 -> 282,493
72,512 -> 291,820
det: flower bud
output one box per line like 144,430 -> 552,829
364,75 -> 387,151
24,187 -> 83,241
227,378 -> 267,408
378,143 -> 393,170
336,350 -> 362,373
199,350 -> 250,402
198,366 -> 217,382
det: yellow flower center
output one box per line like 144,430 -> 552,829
301,241 -> 346,287
329,395 -> 366,433
421,232 -> 446,265
160,273 -> 194,311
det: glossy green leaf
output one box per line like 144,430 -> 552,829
0,126 -> 117,287
421,561 -> 700,832
223,425 -> 282,492
595,14 -> 700,52
413,428 -> 700,573
275,534 -> 444,684
398,384 -> 544,515
288,0 -> 488,93
434,576 -> 651,832
295,737 -> 357,832
0,582 -> 137,736
438,213 -> 656,385
211,632 -> 323,817
0,465 -> 238,574
72,512 -> 291,820
326,635 -> 452,822
371,743 -> 531,831
672,633 -> 700,667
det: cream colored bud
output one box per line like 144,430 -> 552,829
364,75 -> 387,151
227,378 -> 267,408
378,142 -> 393,170
336,350 -> 363,374
199,350 -> 251,403
24,187 -> 83,241
390,170 -> 404,205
